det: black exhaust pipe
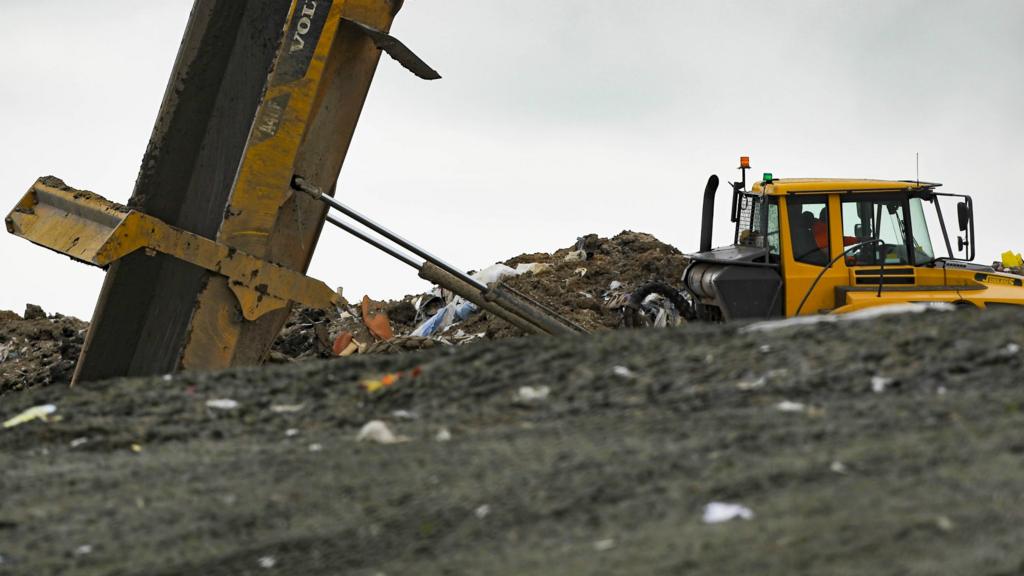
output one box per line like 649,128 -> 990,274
699,175 -> 720,253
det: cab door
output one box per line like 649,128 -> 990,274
835,194 -> 918,308
781,194 -> 848,315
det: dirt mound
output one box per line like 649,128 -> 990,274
0,305 -> 87,396
464,231 -> 689,338
2,307 -> 1023,575
272,231 -> 689,357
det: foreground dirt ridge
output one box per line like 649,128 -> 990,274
1,308 -> 1023,575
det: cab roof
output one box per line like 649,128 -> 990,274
751,178 -> 941,196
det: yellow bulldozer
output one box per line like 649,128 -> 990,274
6,2 -> 1024,385
645,157 -> 1024,323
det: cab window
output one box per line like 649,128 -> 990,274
841,198 -> 910,265
786,196 -> 830,266
736,195 -> 780,260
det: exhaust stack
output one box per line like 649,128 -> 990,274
699,175 -> 720,253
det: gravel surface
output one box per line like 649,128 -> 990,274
1,307 -> 1023,575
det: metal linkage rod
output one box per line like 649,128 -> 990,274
294,177 -> 487,292
324,214 -> 421,270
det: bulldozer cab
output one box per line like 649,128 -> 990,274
761,179 -> 981,316
681,159 -> 1017,321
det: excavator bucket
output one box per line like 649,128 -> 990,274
6,0 -> 432,383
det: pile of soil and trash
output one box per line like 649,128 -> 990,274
271,231 -> 690,361
2,306 -> 1023,575
0,232 -> 686,394
0,304 -> 87,395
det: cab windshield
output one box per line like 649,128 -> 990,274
840,196 -> 936,265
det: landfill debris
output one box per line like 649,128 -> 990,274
130,443 -> 143,453
435,427 -> 452,442
702,502 -> 755,524
4,404 -> 57,429
23,304 -> 47,321
1000,343 -> 1021,357
356,420 -> 409,444
737,376 -> 767,391
362,368 -> 421,393
871,376 -> 895,394
206,399 -> 240,411
70,437 -> 88,448
830,461 -> 848,474
0,308 -> 86,395
258,555 -> 277,569
564,250 -> 587,262
775,401 -> 806,413
593,539 -> 616,552
391,410 -> 417,420
612,366 -> 635,379
935,515 -> 955,532
74,545 -> 93,556
269,404 -> 305,414
361,296 -> 394,341
1,232 -> 689,390
285,428 -> 299,437
308,443 -> 323,452
514,386 -> 551,403
995,251 -> 1024,274
474,505 -> 491,519
745,302 -> 956,333
265,232 -> 688,360
332,331 -> 355,356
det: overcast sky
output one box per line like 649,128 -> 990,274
2,1 -> 1023,318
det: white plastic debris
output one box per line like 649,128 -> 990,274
937,386 -> 948,396
775,401 -> 806,413
515,262 -> 552,275
514,386 -> 551,403
737,376 -> 766,391
74,545 -> 93,556
609,280 -> 623,291
258,555 -> 277,569
758,345 -> 772,354
205,399 -> 239,410
702,502 -> 754,524
743,302 -> 956,333
161,374 -> 173,382
308,443 -> 323,452
356,420 -> 409,444
70,437 -> 88,448
474,505 -> 491,519
269,404 -> 304,414
843,302 -> 956,320
593,539 -> 616,552
1001,343 -> 1021,357
391,410 -> 417,421
564,250 -> 587,262
3,404 -> 57,429
830,461 -> 848,474
612,366 -> 635,379
935,515 -> 955,532
435,428 -> 452,442
285,428 -> 299,437
871,376 -> 895,394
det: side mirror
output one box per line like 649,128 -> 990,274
957,201 -> 971,232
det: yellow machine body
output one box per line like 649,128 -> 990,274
758,179 -> 1024,316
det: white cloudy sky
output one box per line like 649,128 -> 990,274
2,1 -> 1022,318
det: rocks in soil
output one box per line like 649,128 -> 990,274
0,305 -> 87,396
